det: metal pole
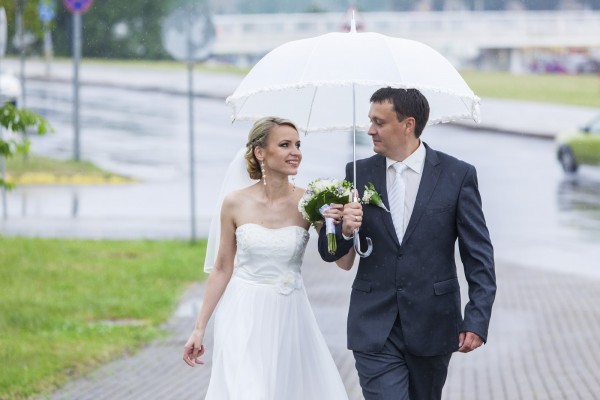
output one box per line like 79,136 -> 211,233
1,125 -> 7,220
0,9 -> 6,219
72,12 -> 81,161
352,82 -> 372,258
43,22 -> 52,77
16,1 -> 26,109
352,83 -> 357,199
16,0 -> 28,162
187,61 -> 197,243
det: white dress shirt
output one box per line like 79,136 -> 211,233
386,141 -> 426,235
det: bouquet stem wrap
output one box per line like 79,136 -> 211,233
319,204 -> 337,254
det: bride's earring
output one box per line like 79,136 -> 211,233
261,161 -> 267,186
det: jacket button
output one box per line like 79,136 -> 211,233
397,287 -> 404,292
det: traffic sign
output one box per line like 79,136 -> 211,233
162,5 -> 215,62
62,0 -> 93,14
38,1 -> 56,23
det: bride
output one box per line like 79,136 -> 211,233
182,117 -> 349,400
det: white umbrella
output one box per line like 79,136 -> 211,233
226,21 -> 480,132
226,19 -> 481,256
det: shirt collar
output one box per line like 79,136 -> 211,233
386,140 -> 426,174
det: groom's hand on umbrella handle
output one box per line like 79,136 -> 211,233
342,202 -> 363,237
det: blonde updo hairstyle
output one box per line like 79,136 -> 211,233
245,117 -> 298,180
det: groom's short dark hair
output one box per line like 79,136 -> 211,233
370,87 -> 430,138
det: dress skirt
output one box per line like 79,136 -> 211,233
205,275 -> 349,400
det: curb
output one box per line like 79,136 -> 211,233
5,172 -> 137,185
450,121 -> 555,140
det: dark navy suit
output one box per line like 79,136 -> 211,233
319,143 -> 496,399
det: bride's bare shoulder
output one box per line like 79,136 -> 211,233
222,184 -> 258,208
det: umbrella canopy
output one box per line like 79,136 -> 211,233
226,28 -> 481,133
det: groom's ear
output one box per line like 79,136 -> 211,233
404,117 -> 416,136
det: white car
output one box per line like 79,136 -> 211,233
0,69 -> 21,106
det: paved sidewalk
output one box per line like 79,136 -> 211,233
39,237 -> 600,400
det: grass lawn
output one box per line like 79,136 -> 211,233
60,57 -> 252,75
0,238 -> 206,400
5,155 -> 135,185
461,70 -> 600,108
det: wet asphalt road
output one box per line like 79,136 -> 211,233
3,79 -> 600,280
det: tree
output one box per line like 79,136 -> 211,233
522,0 -> 560,9
51,0 -> 181,59
2,0 -> 46,56
0,103 -> 51,189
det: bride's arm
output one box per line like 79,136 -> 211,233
183,196 -> 237,367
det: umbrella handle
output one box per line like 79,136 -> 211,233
353,229 -> 373,258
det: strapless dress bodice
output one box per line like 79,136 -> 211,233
233,223 -> 310,295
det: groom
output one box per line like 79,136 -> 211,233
318,87 -> 496,400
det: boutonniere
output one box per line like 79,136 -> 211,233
361,182 -> 389,212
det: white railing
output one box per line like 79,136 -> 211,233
212,11 -> 600,55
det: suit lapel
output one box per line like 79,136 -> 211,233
366,156 -> 400,246
371,155 -> 389,208
402,144 -> 441,245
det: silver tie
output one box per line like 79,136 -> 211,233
389,163 -> 407,243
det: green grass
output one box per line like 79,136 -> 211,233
60,57 -> 252,75
461,70 -> 600,108
6,155 -> 113,175
0,238 -> 206,399
5,155 -> 134,184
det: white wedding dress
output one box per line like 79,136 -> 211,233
205,223 -> 349,400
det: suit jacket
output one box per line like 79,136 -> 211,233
318,143 -> 496,357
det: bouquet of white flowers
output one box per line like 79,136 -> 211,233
299,178 -> 388,254
298,178 -> 353,254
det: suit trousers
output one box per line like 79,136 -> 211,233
353,315 -> 452,400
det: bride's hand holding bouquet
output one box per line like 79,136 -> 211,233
298,179 -> 388,254
298,178 -> 353,254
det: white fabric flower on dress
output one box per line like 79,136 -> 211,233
275,271 -> 302,295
